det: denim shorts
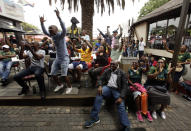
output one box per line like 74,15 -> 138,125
68,61 -> 87,70
50,59 -> 70,76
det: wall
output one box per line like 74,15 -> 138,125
134,22 -> 148,43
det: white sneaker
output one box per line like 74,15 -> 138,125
160,111 -> 166,120
152,111 -> 157,119
54,84 -> 63,92
65,87 -> 72,94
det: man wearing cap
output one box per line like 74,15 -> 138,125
0,45 -> 16,85
110,25 -> 123,49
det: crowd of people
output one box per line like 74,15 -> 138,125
0,9 -> 191,131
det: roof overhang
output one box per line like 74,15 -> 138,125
0,21 -> 25,33
132,0 -> 191,27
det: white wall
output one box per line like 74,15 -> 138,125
134,22 -> 148,43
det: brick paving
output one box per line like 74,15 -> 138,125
0,93 -> 191,131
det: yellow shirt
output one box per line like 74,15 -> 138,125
77,48 -> 92,63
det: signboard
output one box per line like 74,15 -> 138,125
0,0 -> 24,22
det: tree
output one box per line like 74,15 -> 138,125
138,0 -> 170,19
21,22 -> 40,31
49,0 -> 128,39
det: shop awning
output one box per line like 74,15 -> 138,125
0,22 -> 25,33
24,30 -> 43,35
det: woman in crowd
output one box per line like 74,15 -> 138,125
163,41 -> 191,93
127,61 -> 153,122
88,45 -> 109,87
144,59 -> 173,120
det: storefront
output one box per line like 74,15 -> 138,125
131,0 -> 191,53
0,0 -> 24,44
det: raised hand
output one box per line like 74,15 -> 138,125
54,8 -> 60,18
97,28 -> 101,32
39,15 -> 46,23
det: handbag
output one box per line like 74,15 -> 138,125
153,85 -> 167,93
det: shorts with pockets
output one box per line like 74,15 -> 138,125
50,58 -> 70,76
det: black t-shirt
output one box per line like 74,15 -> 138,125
95,52 -> 108,67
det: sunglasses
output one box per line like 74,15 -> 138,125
158,61 -> 164,63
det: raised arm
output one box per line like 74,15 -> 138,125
107,26 -> 112,37
55,8 -> 66,37
71,39 -> 79,52
97,28 -> 106,39
117,25 -> 123,39
163,40 -> 174,54
84,40 -> 93,51
40,15 -> 50,36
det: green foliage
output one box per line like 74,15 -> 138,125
138,0 -> 170,19
21,22 -> 40,31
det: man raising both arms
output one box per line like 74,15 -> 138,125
40,8 -> 72,94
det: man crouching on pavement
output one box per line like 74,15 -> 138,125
84,61 -> 130,131
14,42 -> 46,100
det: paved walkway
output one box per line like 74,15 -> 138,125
0,93 -> 191,131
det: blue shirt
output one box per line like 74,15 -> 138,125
41,17 -> 69,62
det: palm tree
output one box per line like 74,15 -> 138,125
49,0 -> 128,39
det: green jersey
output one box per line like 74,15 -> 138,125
0,51 -> 15,62
147,66 -> 168,81
128,68 -> 143,84
178,52 -> 191,63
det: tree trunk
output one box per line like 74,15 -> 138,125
81,0 -> 94,39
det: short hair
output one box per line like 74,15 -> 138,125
49,25 -> 58,31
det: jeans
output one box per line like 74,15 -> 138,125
90,86 -> 130,127
133,50 -> 138,57
0,61 -> 13,80
139,51 -> 144,59
14,66 -> 45,92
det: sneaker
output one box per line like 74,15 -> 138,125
186,96 -> 191,101
65,87 -> 73,94
183,94 -> 188,99
152,111 -> 157,119
136,111 -> 143,122
146,111 -> 153,122
84,119 -> 100,128
18,88 -> 29,96
160,111 -> 166,120
54,84 -> 63,92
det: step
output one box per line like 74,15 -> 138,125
0,94 -> 95,106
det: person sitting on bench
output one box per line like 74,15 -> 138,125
84,61 -> 130,131
127,61 -> 153,122
14,42 -> 46,100
68,38 -> 92,82
144,59 -> 174,120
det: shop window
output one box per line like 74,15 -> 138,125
167,17 -> 180,50
184,14 -> 191,52
148,22 -> 156,48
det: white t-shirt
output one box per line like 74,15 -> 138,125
107,72 -> 118,88
139,41 -> 146,51
25,49 -> 45,68
81,35 -> 90,42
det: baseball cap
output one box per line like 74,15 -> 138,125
161,57 -> 166,61
2,45 -> 10,49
